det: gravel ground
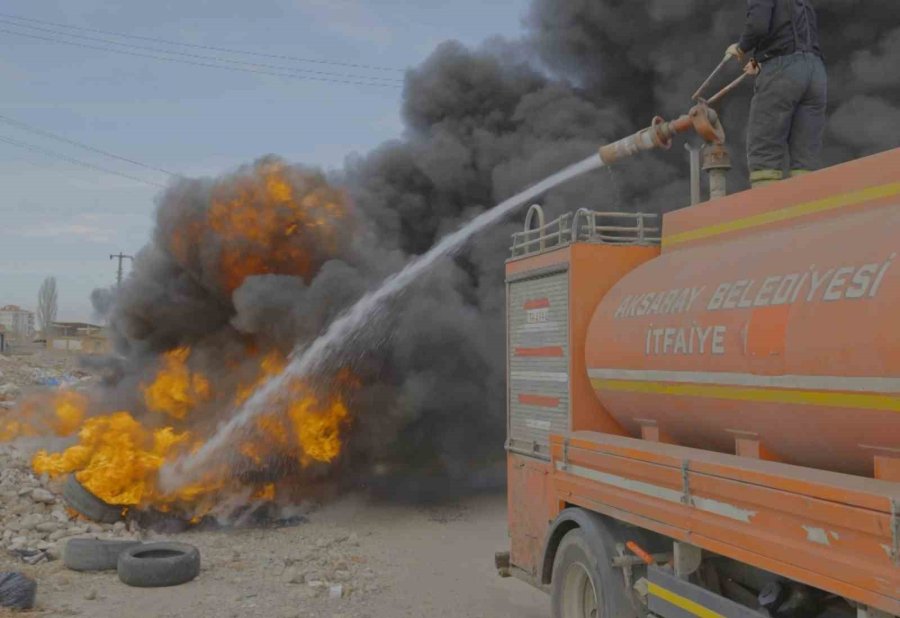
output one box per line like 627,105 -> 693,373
0,353 -> 548,617
0,351 -> 96,411
0,493 -> 548,617
0,444 -> 141,565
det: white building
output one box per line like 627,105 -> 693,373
0,305 -> 35,341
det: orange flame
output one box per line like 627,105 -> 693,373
32,411 -> 220,507
3,163 -> 358,520
143,347 -> 211,420
170,162 -> 349,293
236,388 -> 350,469
252,483 -> 276,502
16,345 -> 355,517
288,393 -> 349,466
0,391 -> 86,441
234,351 -> 286,405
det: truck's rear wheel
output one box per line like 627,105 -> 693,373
551,528 -> 604,618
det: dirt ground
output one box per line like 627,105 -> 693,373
3,493 -> 549,618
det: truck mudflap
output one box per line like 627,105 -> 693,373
648,565 -> 766,618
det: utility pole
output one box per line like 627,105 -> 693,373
109,253 -> 134,287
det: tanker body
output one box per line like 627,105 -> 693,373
498,148 -> 900,618
587,188 -> 900,476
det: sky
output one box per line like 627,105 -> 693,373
0,0 -> 531,322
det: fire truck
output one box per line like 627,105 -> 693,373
495,108 -> 900,618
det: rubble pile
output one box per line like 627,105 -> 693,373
0,353 -> 96,411
0,444 -> 140,566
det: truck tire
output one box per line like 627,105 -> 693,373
546,509 -> 644,618
117,542 -> 200,588
551,526 -> 636,618
64,538 -> 142,572
63,475 -> 123,524
552,528 -> 605,618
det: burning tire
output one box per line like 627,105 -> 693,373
63,538 -> 142,572
63,475 -> 124,524
117,542 -> 201,588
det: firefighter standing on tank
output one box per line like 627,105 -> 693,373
726,0 -> 827,188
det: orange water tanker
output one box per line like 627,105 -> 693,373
500,147 -> 900,618
585,161 -> 900,476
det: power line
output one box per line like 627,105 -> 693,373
0,134 -> 168,188
0,11 -> 404,73
0,112 -> 177,177
1,28 -> 403,90
0,19 -> 404,85
110,253 -> 134,287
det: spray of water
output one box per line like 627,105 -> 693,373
160,153 -> 604,490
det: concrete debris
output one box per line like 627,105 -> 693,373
20,550 -> 48,566
51,508 -> 69,523
0,443 -> 141,565
31,488 -> 55,504
282,567 -> 305,584
0,353 -> 121,564
0,352 -> 98,407
0,384 -> 20,402
332,569 -> 351,582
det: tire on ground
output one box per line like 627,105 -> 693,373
117,542 -> 201,588
62,475 -> 124,524
64,538 -> 142,572
551,528 -> 630,618
0,572 -> 37,610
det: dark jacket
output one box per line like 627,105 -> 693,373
738,0 -> 822,62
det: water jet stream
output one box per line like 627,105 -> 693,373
160,153 -> 604,490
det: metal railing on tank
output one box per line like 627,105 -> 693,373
510,205 -> 660,257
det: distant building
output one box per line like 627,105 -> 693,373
0,325 -> 6,354
0,305 -> 35,341
47,322 -> 110,355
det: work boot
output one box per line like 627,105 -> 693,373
750,169 -> 783,189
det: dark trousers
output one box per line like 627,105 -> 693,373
747,52 -> 827,185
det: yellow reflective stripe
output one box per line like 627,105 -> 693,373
648,582 -> 725,618
663,182 -> 900,248
590,379 -> 900,412
790,169 -> 811,177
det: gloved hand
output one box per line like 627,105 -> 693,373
725,43 -> 745,63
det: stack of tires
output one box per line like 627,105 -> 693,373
62,476 -> 201,588
64,538 -> 201,587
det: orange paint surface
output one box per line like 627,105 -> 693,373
663,148 -> 900,252
518,394 -> 560,408
586,199 -> 900,475
523,298 -> 551,310
549,433 -> 900,615
514,346 -> 565,358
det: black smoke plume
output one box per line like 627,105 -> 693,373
87,0 -> 899,499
